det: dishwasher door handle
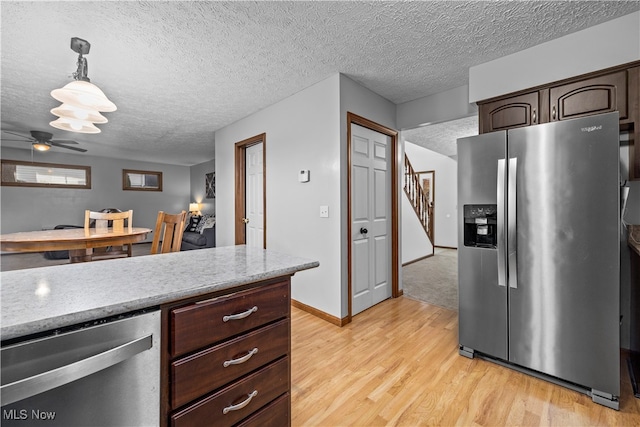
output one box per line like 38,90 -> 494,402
1,334 -> 152,406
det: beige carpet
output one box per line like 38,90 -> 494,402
402,248 -> 458,311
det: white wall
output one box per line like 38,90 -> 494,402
0,147 -> 190,238
401,194 -> 433,264
215,74 -> 343,318
214,73 -> 397,320
403,141 -> 458,249
469,11 -> 640,102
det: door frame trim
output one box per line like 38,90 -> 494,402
347,112 -> 400,319
234,133 -> 266,248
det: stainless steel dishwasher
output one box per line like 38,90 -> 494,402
1,310 -> 160,426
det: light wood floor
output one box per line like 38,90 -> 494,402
291,296 -> 640,426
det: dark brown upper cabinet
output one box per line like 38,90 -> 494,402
479,91 -> 540,134
477,61 -> 640,179
549,70 -> 627,122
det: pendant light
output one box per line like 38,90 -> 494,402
50,37 -> 116,134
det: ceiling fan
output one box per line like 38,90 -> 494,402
1,130 -> 87,152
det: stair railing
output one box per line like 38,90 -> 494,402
403,155 -> 433,242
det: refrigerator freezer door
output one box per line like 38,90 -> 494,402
457,132 -> 508,359
507,112 -> 620,397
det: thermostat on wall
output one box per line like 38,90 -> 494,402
299,170 -> 310,183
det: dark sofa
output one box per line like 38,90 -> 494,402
180,213 -> 216,251
181,225 -> 216,251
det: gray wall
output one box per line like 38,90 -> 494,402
396,85 -> 477,131
190,158 -> 216,215
1,146 -> 191,239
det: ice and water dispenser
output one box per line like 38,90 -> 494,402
463,204 -> 498,248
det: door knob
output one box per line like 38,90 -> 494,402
360,227 -> 368,234
242,218 -> 250,224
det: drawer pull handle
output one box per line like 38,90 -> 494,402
223,306 -> 258,322
223,348 -> 259,367
223,390 -> 258,414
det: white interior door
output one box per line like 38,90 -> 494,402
351,124 -> 392,315
245,142 -> 264,248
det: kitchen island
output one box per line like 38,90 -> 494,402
1,245 -> 318,426
1,245 -> 318,340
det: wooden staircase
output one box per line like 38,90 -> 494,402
403,155 -> 433,242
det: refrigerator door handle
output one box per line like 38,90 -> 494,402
508,157 -> 518,289
497,159 -> 506,287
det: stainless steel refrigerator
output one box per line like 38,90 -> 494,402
457,112 -> 620,409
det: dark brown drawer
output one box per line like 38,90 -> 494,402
171,356 -> 289,427
171,319 -> 290,408
235,392 -> 290,427
171,280 -> 290,357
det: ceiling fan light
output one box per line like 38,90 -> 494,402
33,142 -> 51,152
49,118 -> 101,134
50,104 -> 108,124
51,80 -> 117,112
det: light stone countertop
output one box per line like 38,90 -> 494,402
1,245 -> 319,341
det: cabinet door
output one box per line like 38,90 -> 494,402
549,70 -> 627,122
479,91 -> 539,133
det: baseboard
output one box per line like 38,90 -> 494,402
291,299 -> 350,327
402,253 -> 434,267
435,245 -> 457,250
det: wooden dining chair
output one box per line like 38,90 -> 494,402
151,210 -> 187,254
84,209 -> 134,259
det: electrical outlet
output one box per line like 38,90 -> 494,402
320,205 -> 329,218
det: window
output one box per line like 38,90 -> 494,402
122,169 -> 163,191
1,159 -> 91,189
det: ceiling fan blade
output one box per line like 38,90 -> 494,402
2,131 -> 31,140
49,139 -> 79,145
50,142 -> 87,152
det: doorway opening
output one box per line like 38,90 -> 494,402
400,116 -> 476,309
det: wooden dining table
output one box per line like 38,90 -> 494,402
0,227 -> 152,263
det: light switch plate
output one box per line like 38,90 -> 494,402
320,205 -> 329,218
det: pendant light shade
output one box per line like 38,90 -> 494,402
50,117 -> 101,134
50,37 -> 115,134
51,81 -> 117,112
50,103 -> 108,124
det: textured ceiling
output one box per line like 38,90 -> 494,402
1,1 -> 639,165
403,115 -> 478,159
